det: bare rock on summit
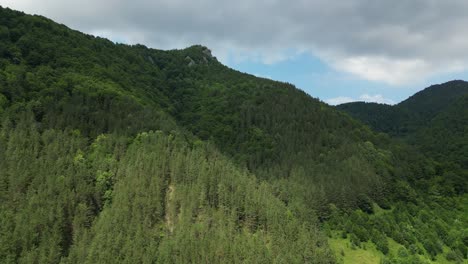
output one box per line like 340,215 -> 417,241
185,56 -> 196,67
202,47 -> 213,58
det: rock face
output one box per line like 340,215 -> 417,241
184,45 -> 217,67
185,56 -> 196,67
202,47 -> 213,58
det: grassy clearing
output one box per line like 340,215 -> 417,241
328,232 -> 462,264
329,235 -> 383,264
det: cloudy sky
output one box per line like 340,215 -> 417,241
2,0 -> 468,104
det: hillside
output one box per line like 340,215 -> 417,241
337,81 -> 468,172
398,80 -> 468,121
0,6 -> 466,263
410,94 -> 468,170
336,102 -> 413,136
338,80 -> 468,136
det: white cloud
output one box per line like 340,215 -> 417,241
325,96 -> 355,105
326,94 -> 395,105
2,0 -> 468,85
327,56 -> 431,85
359,94 -> 395,104
325,54 -> 468,85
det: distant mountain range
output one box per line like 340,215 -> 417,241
338,80 -> 468,169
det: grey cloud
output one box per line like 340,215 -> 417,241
2,0 -> 468,83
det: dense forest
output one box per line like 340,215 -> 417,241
0,6 -> 466,263
338,81 -> 468,184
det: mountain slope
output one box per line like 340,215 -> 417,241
0,6 -> 394,211
398,80 -> 468,121
0,7 -> 384,263
337,81 -> 468,171
336,102 -> 413,136
337,80 -> 468,136
411,94 -> 468,170
0,6 -> 466,263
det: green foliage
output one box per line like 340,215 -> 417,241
328,196 -> 468,262
336,79 -> 468,262
0,6 -> 466,264
372,231 -> 389,255
338,81 -> 468,174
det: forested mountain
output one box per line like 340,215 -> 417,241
338,81 -> 468,136
0,6 -> 466,264
337,81 -> 468,171
398,81 -> 468,122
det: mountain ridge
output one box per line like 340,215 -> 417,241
337,80 -> 468,171
0,6 -> 466,263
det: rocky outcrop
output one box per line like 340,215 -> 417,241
184,46 -> 217,67
185,56 -> 196,67
202,47 -> 213,58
